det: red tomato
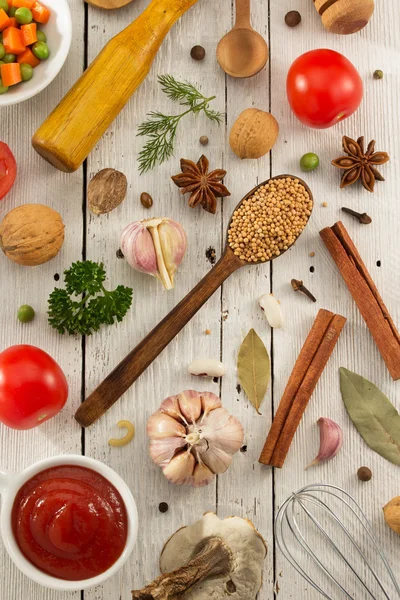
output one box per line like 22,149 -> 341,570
286,49 -> 363,129
0,142 -> 17,200
0,345 -> 68,430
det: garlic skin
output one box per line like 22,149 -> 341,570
306,417 -> 343,469
188,359 -> 226,378
121,217 -> 187,290
258,293 -> 284,328
147,390 -> 244,487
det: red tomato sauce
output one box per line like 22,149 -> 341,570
11,465 -> 128,581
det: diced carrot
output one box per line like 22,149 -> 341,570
0,9 -> 11,32
7,0 -> 12,6
32,2 -> 50,24
8,16 -> 17,26
21,23 -> 37,46
3,27 -> 26,55
1,63 -> 21,86
12,0 -> 36,8
17,47 -> 40,67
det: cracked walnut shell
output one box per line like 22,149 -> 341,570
229,108 -> 279,159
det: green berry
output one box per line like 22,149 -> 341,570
36,30 -> 46,43
20,63 -> 33,81
300,152 -> 320,172
0,0 -> 8,14
0,43 -> 5,61
8,5 -> 16,16
3,53 -> 16,64
17,305 -> 35,323
0,78 -> 8,94
32,41 -> 49,60
15,7 -> 33,25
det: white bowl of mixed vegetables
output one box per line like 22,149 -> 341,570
0,0 -> 71,106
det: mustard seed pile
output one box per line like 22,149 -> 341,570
228,177 -> 313,262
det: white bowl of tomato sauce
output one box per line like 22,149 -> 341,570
0,0 -> 71,107
0,454 -> 138,590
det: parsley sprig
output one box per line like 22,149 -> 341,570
48,261 -> 133,336
137,74 -> 223,174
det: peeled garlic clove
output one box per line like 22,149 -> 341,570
200,392 -> 222,416
258,293 -> 284,328
162,450 -> 195,485
188,359 -> 226,378
201,444 -> 233,475
121,217 -> 187,290
306,417 -> 343,469
147,412 -> 186,440
149,437 -> 187,466
177,390 -> 202,424
192,462 -> 215,488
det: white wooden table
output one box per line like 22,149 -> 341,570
1,0 -> 399,598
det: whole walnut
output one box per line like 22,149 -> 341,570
383,496 -> 400,535
229,108 -> 279,159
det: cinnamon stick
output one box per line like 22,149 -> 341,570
320,221 -> 400,381
259,309 -> 346,468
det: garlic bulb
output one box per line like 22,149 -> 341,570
147,390 -> 244,487
121,218 -> 187,290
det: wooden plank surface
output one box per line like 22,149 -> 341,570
0,0 -> 399,598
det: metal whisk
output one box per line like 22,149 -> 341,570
275,483 -> 400,599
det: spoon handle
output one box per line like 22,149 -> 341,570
235,0 -> 251,28
75,251 -> 241,427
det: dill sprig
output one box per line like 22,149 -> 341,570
137,75 -> 223,174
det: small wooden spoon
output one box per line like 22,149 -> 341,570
216,0 -> 268,78
85,0 -> 133,10
75,175 -> 313,428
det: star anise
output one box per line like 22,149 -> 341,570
332,136 -> 389,193
171,155 -> 231,214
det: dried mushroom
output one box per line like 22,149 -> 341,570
88,168 -> 127,215
131,513 -> 267,600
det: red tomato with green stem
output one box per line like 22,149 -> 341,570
286,49 -> 363,129
0,345 -> 68,430
0,142 -> 17,200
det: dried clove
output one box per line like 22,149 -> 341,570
291,279 -> 316,302
341,207 -> 372,225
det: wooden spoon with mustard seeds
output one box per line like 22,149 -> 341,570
75,175 -> 313,428
216,0 -> 269,78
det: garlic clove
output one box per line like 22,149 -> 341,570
201,444 -> 233,475
121,222 -> 158,276
149,437 -> 187,466
188,359 -> 226,378
258,293 -> 284,328
192,462 -> 215,487
158,219 -> 187,286
162,450 -> 195,485
177,390 -> 202,424
306,417 -> 343,469
160,395 -> 185,422
147,412 -> 186,440
200,392 -> 222,416
202,408 -> 244,454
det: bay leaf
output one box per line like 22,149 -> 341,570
237,329 -> 270,414
340,367 -> 400,465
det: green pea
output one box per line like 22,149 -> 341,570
0,78 -> 8,94
3,53 -> 16,64
8,5 -> 16,17
0,43 -> 5,61
15,7 -> 33,25
36,30 -> 46,43
32,41 -> 49,60
0,0 -> 9,14
0,60 -> 4,66
300,152 -> 320,172
17,305 -> 35,323
20,63 -> 33,81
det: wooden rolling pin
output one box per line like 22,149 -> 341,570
313,0 -> 374,35
32,0 -> 199,173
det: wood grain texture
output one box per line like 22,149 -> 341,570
1,0 -> 399,599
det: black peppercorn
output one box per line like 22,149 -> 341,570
158,502 -> 169,513
116,248 -> 124,259
190,45 -> 206,61
285,10 -> 301,27
357,466 -> 372,482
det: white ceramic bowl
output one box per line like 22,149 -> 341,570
0,0 -> 72,107
0,454 -> 138,591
